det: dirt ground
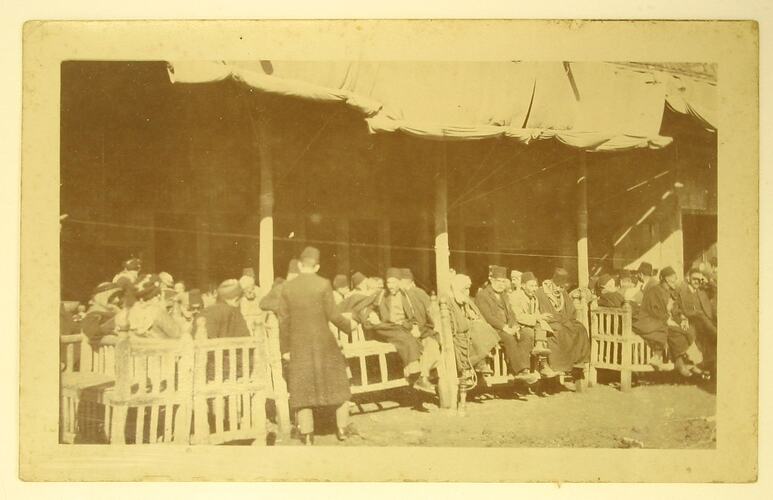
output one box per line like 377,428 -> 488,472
270,372 -> 716,449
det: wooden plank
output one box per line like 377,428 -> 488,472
214,350 -> 224,384
378,353 -> 388,384
214,396 -> 225,437
66,344 -> 75,374
228,349 -> 237,381
163,403 -> 173,443
241,347 -> 249,382
359,355 -> 368,387
149,405 -> 159,443
228,394 -> 238,432
135,406 -> 146,444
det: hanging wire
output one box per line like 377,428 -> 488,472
63,217 -> 612,262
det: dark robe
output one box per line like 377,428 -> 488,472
278,273 -> 352,410
677,283 -> 716,365
535,287 -> 590,372
447,296 -> 499,372
336,290 -> 373,317
356,290 -> 423,367
81,307 -> 117,342
475,284 -> 534,373
198,301 -> 251,339
633,283 -> 694,357
258,278 -> 286,314
598,291 -> 626,308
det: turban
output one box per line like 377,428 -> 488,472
300,246 -> 320,265
351,272 -> 367,288
488,265 -> 507,280
659,266 -> 676,281
450,273 -> 472,291
400,268 -> 414,281
159,272 -> 174,288
287,258 -> 300,276
385,267 -> 401,280
521,271 -> 538,284
217,279 -> 242,300
238,275 -> 256,289
333,274 -> 349,289
551,268 -> 570,286
637,262 -> 653,276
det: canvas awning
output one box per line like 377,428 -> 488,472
168,60 -> 714,151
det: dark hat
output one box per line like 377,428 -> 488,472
242,267 -> 256,278
135,273 -> 161,300
551,267 -> 570,286
659,266 -> 676,281
124,258 -> 142,271
521,271 -> 538,284
217,279 -> 242,300
351,272 -> 367,288
386,267 -> 401,280
400,268 -> 414,281
333,274 -> 349,289
287,258 -> 300,276
300,246 -> 320,265
637,262 -> 653,276
188,289 -> 203,308
92,282 -> 123,303
488,265 -> 507,280
619,269 -> 633,281
597,273 -> 615,289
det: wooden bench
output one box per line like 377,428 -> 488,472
589,302 -> 673,392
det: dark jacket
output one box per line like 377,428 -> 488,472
474,284 -> 517,332
357,289 -> 435,338
199,301 -> 251,339
258,278 -> 286,314
633,283 -> 684,335
598,291 -> 626,308
677,283 -> 715,324
278,273 -> 352,409
81,307 -> 117,341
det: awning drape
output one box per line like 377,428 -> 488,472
167,60 -> 714,151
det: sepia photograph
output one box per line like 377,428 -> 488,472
58,59 -> 718,448
17,19 -> 759,483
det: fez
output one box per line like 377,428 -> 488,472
385,267 -> 401,280
552,267 -> 570,286
637,262 -> 653,276
218,279 -> 242,300
521,271 -> 538,284
351,272 -> 367,288
333,274 -> 349,289
400,268 -> 414,281
659,266 -> 677,281
300,246 -> 321,265
488,265 -> 507,280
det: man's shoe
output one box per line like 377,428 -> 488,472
337,424 -> 360,441
301,433 -> 314,446
539,362 -> 558,379
649,352 -> 665,370
413,376 -> 436,394
675,356 -> 694,377
336,428 -> 348,442
514,369 -> 540,385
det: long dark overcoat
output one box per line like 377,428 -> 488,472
278,273 -> 352,410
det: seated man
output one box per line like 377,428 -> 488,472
633,266 -> 702,376
355,268 -> 433,393
332,274 -> 350,305
81,282 -> 124,343
112,257 -> 142,284
535,268 -> 591,375
338,272 -> 375,317
596,273 -> 626,308
636,262 -> 659,294
510,271 -> 557,378
400,268 -> 441,389
116,274 -> 189,339
448,273 -> 500,388
677,268 -> 717,372
475,265 -> 540,385
239,274 -> 265,335
197,279 -> 251,339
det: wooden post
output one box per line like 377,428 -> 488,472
588,302 -> 598,387
620,302 -> 633,392
434,143 -> 456,410
256,118 -> 275,291
335,218 -> 350,276
576,151 -> 590,289
108,333 -> 130,445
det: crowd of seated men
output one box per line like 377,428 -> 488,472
61,254 -> 717,400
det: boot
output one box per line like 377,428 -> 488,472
674,355 -> 694,377
301,433 -> 314,446
337,423 -> 360,441
649,351 -> 665,370
514,369 -> 540,385
413,375 -> 436,394
539,360 -> 558,379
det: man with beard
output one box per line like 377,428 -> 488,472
476,265 -> 540,385
239,274 -> 264,335
633,266 -> 703,377
535,268 -> 591,375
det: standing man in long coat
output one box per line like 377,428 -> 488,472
278,247 -> 354,445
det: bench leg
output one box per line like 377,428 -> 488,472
620,369 -> 632,392
574,365 -> 588,393
457,387 -> 468,417
588,364 -> 598,387
109,405 -> 127,445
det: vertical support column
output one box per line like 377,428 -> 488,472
195,214 -> 210,289
672,145 -> 685,275
576,151 -> 590,288
434,142 -> 456,410
256,117 -> 275,291
335,218 -> 350,276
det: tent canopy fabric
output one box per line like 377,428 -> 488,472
167,60 -> 715,151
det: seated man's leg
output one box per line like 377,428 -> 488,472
497,329 -> 538,384
371,325 -> 422,376
419,336 -> 440,377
